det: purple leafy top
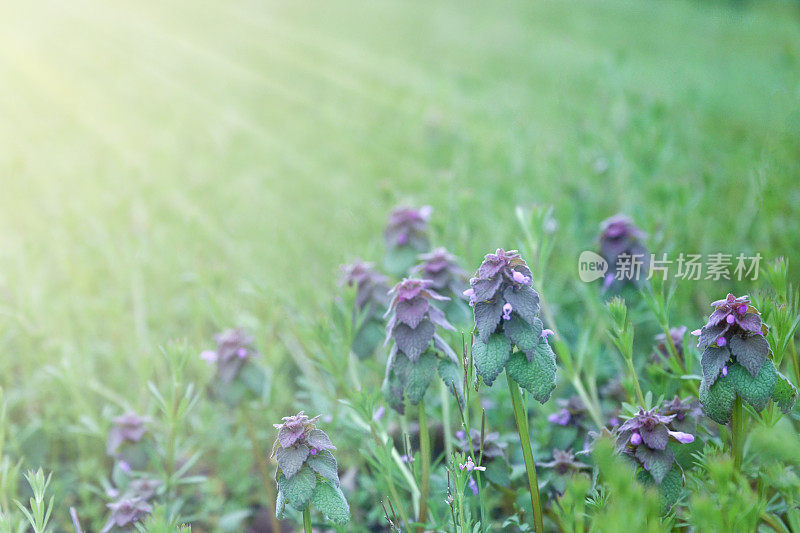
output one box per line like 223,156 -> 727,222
547,396 -> 587,428
693,293 -> 770,385
384,278 -> 455,363
106,412 -> 149,456
411,247 -> 467,297
200,328 -> 259,384
659,396 -> 703,433
455,428 -> 507,459
653,326 -> 687,362
340,260 -> 390,314
540,449 -> 590,475
615,408 -> 694,484
384,205 -> 432,251
102,498 -> 152,532
598,214 -> 648,290
271,411 -> 339,484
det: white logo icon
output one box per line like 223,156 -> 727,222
578,251 -> 608,282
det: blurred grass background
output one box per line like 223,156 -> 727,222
0,0 -> 799,523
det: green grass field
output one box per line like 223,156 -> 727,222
1,0 -> 799,530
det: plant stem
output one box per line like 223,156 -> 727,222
368,424 -> 412,528
732,397 -> 744,470
241,405 -> 282,533
507,370 -> 544,533
302,508 -> 312,533
416,399 -> 431,533
441,382 -> 453,458
624,357 -> 646,407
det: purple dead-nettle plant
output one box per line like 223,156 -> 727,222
598,214 -> 649,291
468,248 -> 555,533
101,497 -> 152,533
659,396 -> 703,434
694,293 -> 797,425
341,260 -> 391,358
412,247 -> 468,299
615,408 -> 694,486
456,428 -> 511,490
547,396 -> 588,428
107,412 -> 150,471
383,206 -> 432,274
201,328 -> 264,406
272,412 -> 350,526
540,449 -> 591,496
653,326 -> 688,363
382,278 -> 461,413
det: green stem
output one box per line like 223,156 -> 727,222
790,341 -> 800,390
732,397 -> 744,470
507,370 -> 544,533
241,406 -> 281,533
368,424 -> 412,528
441,382 -> 453,458
417,399 -> 431,533
624,356 -> 646,407
302,508 -> 312,533
569,375 -> 604,429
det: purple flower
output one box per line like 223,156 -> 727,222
459,456 -> 486,472
309,447 -> 319,456
101,498 -> 152,532
615,407 -> 691,484
373,406 -> 385,421
200,350 -> 218,363
541,328 -> 555,339
726,314 -> 735,325
548,409 -> 571,426
722,365 -> 728,377
668,431 -> 694,444
271,412 -> 339,484
540,449 -> 590,476
401,454 -> 412,463
630,432 -> 642,445
455,430 -> 466,440
598,214 -> 649,290
512,271 -> 531,285
455,429 -> 507,459
468,477 -> 479,495
271,411 -> 323,450
660,396 -> 703,433
502,303 -> 513,321
106,413 -> 149,457
385,206 -> 432,251
717,336 -> 727,347
118,461 -> 132,474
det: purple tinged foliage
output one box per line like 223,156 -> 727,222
548,396 -> 587,428
455,428 -> 507,459
272,412 -> 340,487
653,326 -> 687,362
106,412 -> 149,457
630,432 -> 642,445
540,449 -> 590,476
340,260 -> 390,314
384,206 -> 432,251
384,278 -> 454,362
411,247 -> 468,298
201,328 -> 259,384
660,396 -> 703,433
696,293 -> 770,386
548,409 -> 571,426
541,329 -> 555,339
598,214 -> 649,290
102,498 -> 152,531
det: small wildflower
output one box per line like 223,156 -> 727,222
653,326 -> 687,362
372,406 -> 385,421
459,456 -> 486,472
540,449 -> 590,476
630,432 -> 642,445
118,461 -> 131,474
502,302 -> 513,321
548,409 -> 571,426
456,429 -> 507,459
455,430 -> 466,440
668,431 -> 694,444
101,498 -> 152,532
385,206 -> 432,252
717,336 -> 727,347
468,477 -> 479,495
412,247 -> 468,298
722,365 -> 728,377
107,412 -> 149,457
598,214 -> 649,291
202,328 -> 259,384
726,314 -> 735,325
340,260 -> 390,314
541,328 -> 555,339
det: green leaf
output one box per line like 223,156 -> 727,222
700,345 -> 730,386
637,467 -> 682,510
502,316 -> 543,360
310,480 -> 350,525
438,359 -> 464,402
483,459 -> 511,487
275,444 -> 310,479
506,341 -> 556,404
275,490 -> 285,519
634,446 -> 674,484
278,466 -> 317,511
503,285 -> 540,326
352,320 -> 384,359
700,374 -> 736,424
472,334 -> 511,386
405,351 -> 438,404
307,450 -> 339,487
728,359 -> 777,412
771,371 -> 798,413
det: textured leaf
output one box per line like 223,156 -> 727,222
306,429 -> 336,451
311,481 -> 350,525
698,322 -> 728,349
382,369 -> 405,414
637,467 -> 682,510
503,316 -> 543,360
735,312 -> 763,334
275,444 -> 310,479
275,490 -> 285,519
728,359 -> 777,412
393,321 -> 435,362
433,333 -> 459,364
395,297 -> 430,329
503,285 -> 540,326
729,333 -> 769,377
699,375 -> 736,424
639,424 -> 668,451
278,467 -> 316,510
506,341 -> 557,404
352,320 -> 384,359
472,334 -> 511,386
634,445 -> 674,484
483,459 -> 511,487
438,359 -> 464,401
700,345 -> 730,386
472,276 -> 503,302
307,450 -> 339,487
772,371 -> 798,414
405,351 -> 438,404
474,299 -> 504,343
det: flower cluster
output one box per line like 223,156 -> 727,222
695,294 -> 796,424
615,408 -> 694,485
384,205 -> 432,251
383,279 -> 460,412
340,260 -> 390,315
341,261 -> 390,358
101,478 -> 160,532
201,328 -> 264,406
652,326 -> 688,363
106,412 -> 150,471
659,396 -> 702,434
411,247 -> 467,299
272,412 -> 349,525
598,214 -> 649,291
547,396 -> 588,428
467,249 -> 556,403
540,449 -> 590,477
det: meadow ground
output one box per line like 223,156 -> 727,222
0,0 -> 799,530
